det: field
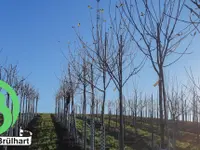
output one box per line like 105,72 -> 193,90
0,114 -> 200,150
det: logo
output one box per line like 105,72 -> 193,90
0,80 -> 32,146
0,80 -> 20,135
0,127 -> 32,146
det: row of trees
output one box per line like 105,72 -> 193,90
55,64 -> 78,144
0,63 -> 39,150
55,0 -> 200,150
55,73 -> 200,150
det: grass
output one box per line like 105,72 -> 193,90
1,113 -> 200,150
76,118 -> 132,149
27,114 -> 58,150
108,115 -> 200,150
76,116 -> 138,150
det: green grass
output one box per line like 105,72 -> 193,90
108,116 -> 199,150
9,113 -> 200,150
76,117 -> 136,150
28,114 -> 58,150
76,118 -> 133,150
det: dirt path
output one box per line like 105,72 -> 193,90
51,114 -> 82,150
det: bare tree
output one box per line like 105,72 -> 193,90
150,94 -> 155,149
180,87 -> 189,122
185,68 -> 200,146
72,57 -> 89,150
166,77 -> 181,150
72,3 -> 115,149
119,0 -> 194,148
67,64 -> 79,143
105,32 -> 144,150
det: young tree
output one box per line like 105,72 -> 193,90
119,0 -> 194,148
72,3 -> 114,149
71,56 -> 89,150
67,64 -> 79,142
180,87 -> 189,122
105,33 -> 145,150
150,94 -> 155,149
185,68 -> 200,146
167,78 -> 181,150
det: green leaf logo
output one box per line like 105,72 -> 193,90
0,80 -> 20,135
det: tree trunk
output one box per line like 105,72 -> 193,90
151,95 -> 154,149
197,119 -> 199,146
158,71 -> 165,149
116,108 -> 118,128
172,114 -> 176,150
36,99 -> 38,115
134,109 -> 137,133
119,35 -> 124,150
83,66 -> 87,150
119,86 -> 124,150
108,111 -> 111,131
72,93 -> 77,142
90,64 -> 95,150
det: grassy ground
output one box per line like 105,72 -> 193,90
1,114 -> 82,150
1,114 -> 200,149
75,118 -> 133,150
76,116 -> 150,150
106,116 -> 200,150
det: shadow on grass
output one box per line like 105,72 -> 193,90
0,114 -> 83,150
106,127 -> 151,150
2,115 -> 41,150
51,114 -> 82,150
79,116 -> 152,150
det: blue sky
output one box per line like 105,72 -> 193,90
0,0 -> 199,113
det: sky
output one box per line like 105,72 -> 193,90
0,0 -> 199,113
